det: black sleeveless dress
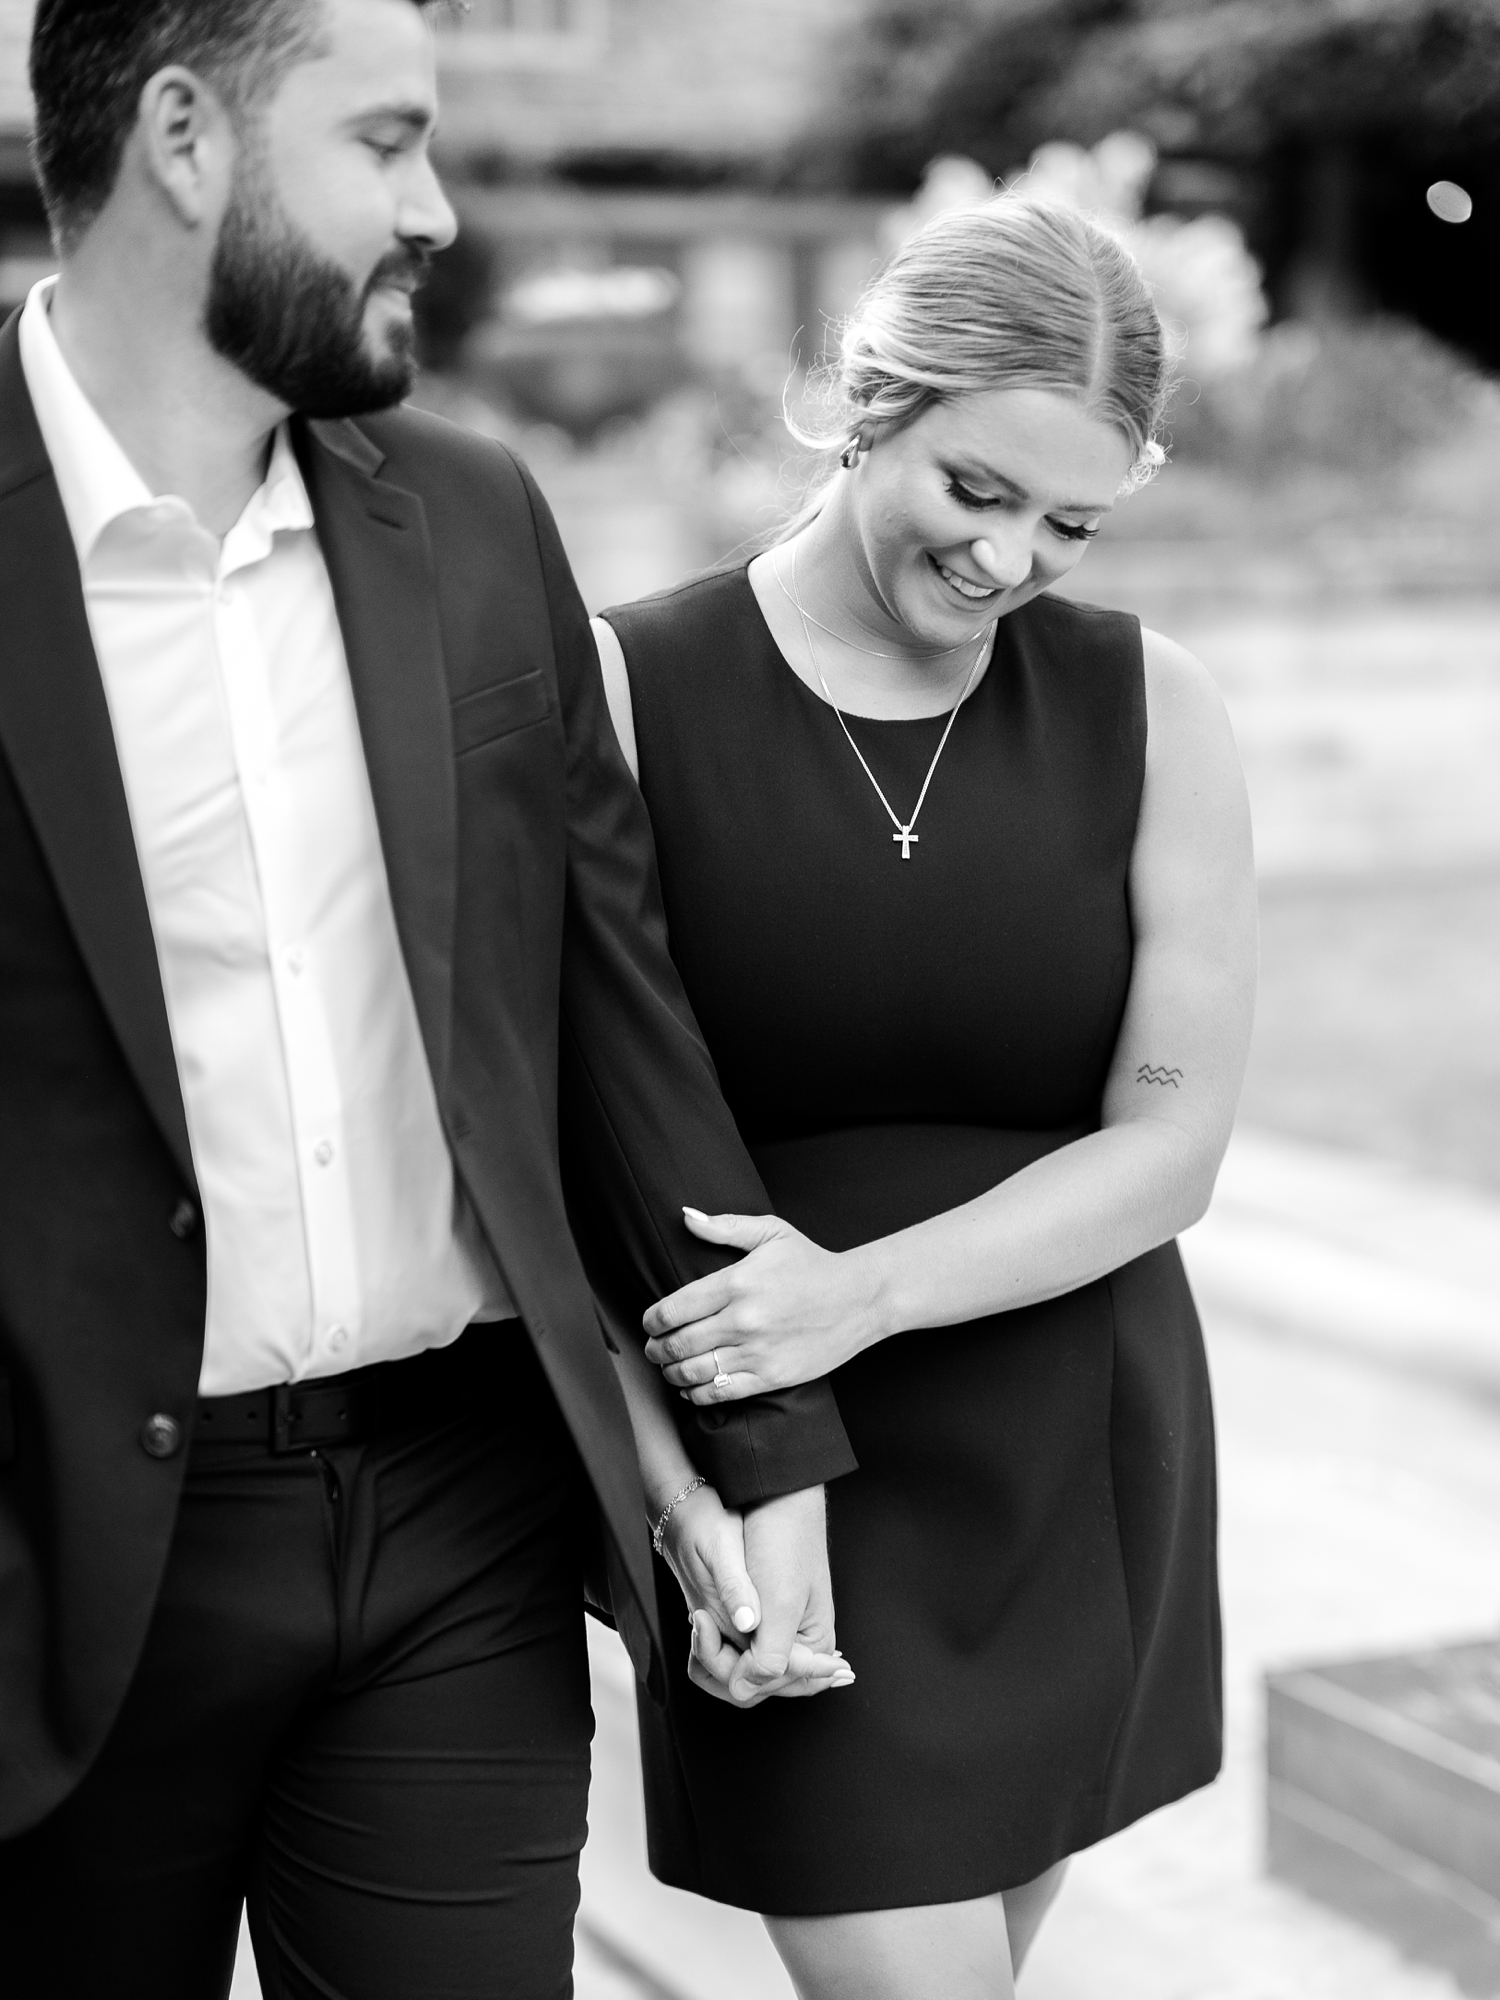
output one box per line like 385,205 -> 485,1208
604,567 -> 1221,1916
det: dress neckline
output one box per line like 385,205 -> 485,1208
736,560 -> 997,728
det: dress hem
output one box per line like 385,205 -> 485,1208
645,1755 -> 1222,1917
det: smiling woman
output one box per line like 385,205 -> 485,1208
588,194 -> 1257,2000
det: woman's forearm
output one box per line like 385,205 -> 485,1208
857,1117 -> 1214,1341
646,1117 -> 1226,1400
611,1317 -> 706,1513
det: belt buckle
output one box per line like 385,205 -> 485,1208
271,1383 -> 299,1455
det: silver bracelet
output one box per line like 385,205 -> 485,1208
651,1476 -> 708,1556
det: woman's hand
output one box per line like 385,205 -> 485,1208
659,1482 -> 852,1706
643,1209 -> 887,1405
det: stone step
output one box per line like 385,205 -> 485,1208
1268,1642 -> 1500,1996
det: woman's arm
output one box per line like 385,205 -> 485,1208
592,616 -> 639,779
610,1321 -> 852,1704
644,629 -> 1258,1400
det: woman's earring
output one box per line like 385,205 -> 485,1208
839,437 -> 862,470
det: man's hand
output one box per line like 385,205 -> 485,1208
691,1484 -> 852,1708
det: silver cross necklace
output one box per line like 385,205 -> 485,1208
779,544 -> 994,861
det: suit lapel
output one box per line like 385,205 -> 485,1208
295,418 -> 456,1101
0,328 -> 457,1183
0,315 -> 195,1187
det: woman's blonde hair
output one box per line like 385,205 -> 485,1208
785,196 -> 1171,525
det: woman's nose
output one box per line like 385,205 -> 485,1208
970,534 -> 1032,591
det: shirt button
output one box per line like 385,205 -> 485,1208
139,1412 -> 183,1459
314,1140 -> 334,1166
168,1196 -> 199,1239
285,948 -> 305,976
326,1325 -> 349,1352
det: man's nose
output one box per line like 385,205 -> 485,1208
402,157 -> 459,254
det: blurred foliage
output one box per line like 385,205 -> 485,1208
1169,314 -> 1484,478
865,142 -> 1487,490
790,0 -> 1500,188
645,317 -> 1495,559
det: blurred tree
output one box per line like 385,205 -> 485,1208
788,0 -> 1115,189
798,0 -> 1500,183
792,0 -> 1500,358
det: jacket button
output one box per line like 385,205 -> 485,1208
168,1197 -> 199,1240
139,1413 -> 183,1459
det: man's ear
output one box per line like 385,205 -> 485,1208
134,65 -> 237,228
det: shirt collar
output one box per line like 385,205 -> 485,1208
18,274 -> 314,567
226,423 -> 314,571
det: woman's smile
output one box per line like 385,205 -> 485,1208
929,553 -> 1002,603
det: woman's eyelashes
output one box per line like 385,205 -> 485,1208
944,474 -> 995,512
942,476 -> 1099,543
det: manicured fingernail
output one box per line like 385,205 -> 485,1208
683,1206 -> 707,1220
733,1607 -> 757,1631
832,1671 -> 856,1686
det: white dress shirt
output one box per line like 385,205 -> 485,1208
19,278 -> 512,1396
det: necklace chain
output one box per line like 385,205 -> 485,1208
785,543 -> 993,861
770,550 -> 984,662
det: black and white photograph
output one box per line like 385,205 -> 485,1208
0,3 -> 1497,1996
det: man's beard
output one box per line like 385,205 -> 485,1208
205,156 -> 430,418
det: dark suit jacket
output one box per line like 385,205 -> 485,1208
0,313 -> 855,1839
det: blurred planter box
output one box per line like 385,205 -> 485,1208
1267,1641 -> 1500,1995
465,315 -> 689,438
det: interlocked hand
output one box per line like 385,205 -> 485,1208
659,1483 -> 852,1707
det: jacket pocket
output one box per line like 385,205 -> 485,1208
452,670 -> 550,754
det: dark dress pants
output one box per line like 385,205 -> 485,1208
0,1327 -> 595,2000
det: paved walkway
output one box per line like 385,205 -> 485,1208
228,1123 -> 1500,1997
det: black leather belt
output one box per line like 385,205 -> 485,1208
194,1321 -> 521,1454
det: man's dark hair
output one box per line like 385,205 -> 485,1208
30,0 -> 338,252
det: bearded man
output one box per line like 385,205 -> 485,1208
0,4 -> 854,1994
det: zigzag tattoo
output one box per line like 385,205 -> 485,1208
1137,1064 -> 1184,1088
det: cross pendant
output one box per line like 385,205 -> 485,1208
894,826 -> 918,860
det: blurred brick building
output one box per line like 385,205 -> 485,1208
431,0 -> 864,175
426,0 -> 887,429
0,0 -> 885,399
0,0 -> 869,185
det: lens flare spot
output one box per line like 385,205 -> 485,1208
1426,181 -> 1474,225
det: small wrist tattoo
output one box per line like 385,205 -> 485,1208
1137,1064 -> 1184,1088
